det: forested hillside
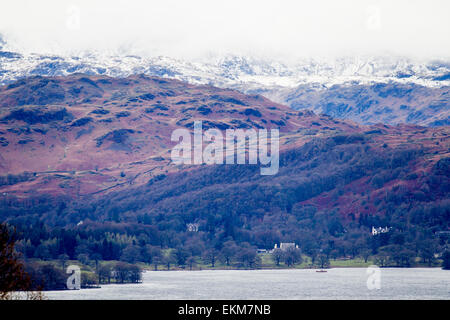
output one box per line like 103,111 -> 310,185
0,75 -> 448,271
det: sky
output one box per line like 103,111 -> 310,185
1,0 -> 449,60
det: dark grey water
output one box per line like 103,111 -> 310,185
45,268 -> 449,300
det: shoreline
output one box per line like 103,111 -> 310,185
142,265 -> 446,272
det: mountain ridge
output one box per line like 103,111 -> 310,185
0,35 -> 449,126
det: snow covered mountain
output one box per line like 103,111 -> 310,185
0,34 -> 449,125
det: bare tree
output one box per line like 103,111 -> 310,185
272,249 -> 284,266
203,249 -> 219,268
0,223 -> 43,300
283,248 -> 302,267
316,254 -> 330,269
186,256 -> 197,270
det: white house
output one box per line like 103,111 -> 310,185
270,243 -> 299,252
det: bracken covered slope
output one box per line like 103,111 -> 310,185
0,74 -> 447,229
0,74 -> 361,198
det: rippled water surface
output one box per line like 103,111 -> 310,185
45,268 -> 449,300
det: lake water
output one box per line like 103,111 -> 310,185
45,268 -> 449,300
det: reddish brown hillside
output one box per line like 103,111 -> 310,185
0,74 -> 365,198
